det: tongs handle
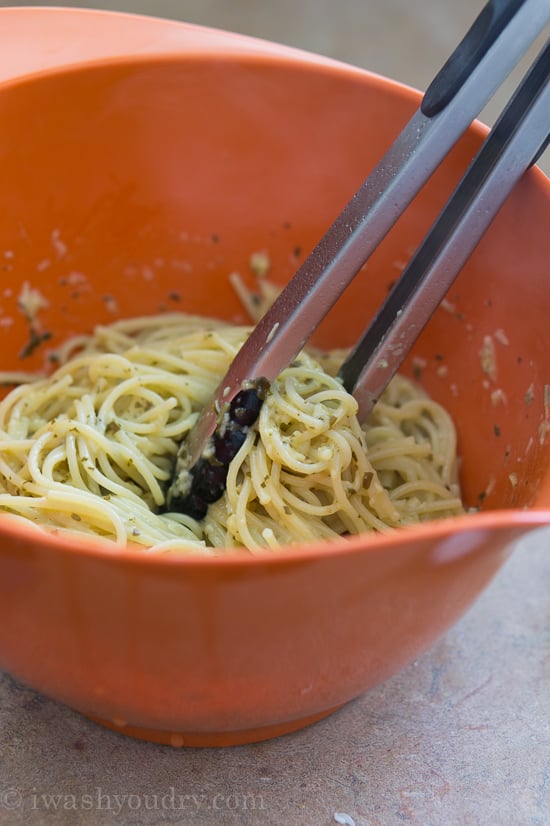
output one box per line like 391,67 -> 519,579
340,38 -> 550,417
423,0 -> 532,116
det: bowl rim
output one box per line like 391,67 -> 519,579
0,5 -> 416,94
0,506 -> 548,566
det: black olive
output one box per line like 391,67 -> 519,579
229,388 -> 264,426
166,379 -> 270,519
191,458 -> 227,503
168,491 -> 208,521
214,427 -> 247,464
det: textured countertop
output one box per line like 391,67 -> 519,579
1,2 -> 549,825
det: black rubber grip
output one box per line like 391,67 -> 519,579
421,0 -> 527,117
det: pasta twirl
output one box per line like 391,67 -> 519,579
0,313 -> 463,553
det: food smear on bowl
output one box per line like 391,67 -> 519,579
0,309 -> 464,553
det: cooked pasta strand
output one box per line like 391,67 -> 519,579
0,313 -> 463,553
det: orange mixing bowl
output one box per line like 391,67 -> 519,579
0,7 -> 548,747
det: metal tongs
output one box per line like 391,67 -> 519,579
167,0 -> 550,519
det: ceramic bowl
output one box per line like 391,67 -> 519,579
0,7 -> 548,746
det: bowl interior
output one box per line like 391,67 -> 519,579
0,54 -> 548,520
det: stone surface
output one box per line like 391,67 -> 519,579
1,2 -> 549,824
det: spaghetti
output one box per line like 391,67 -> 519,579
0,313 -> 463,553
